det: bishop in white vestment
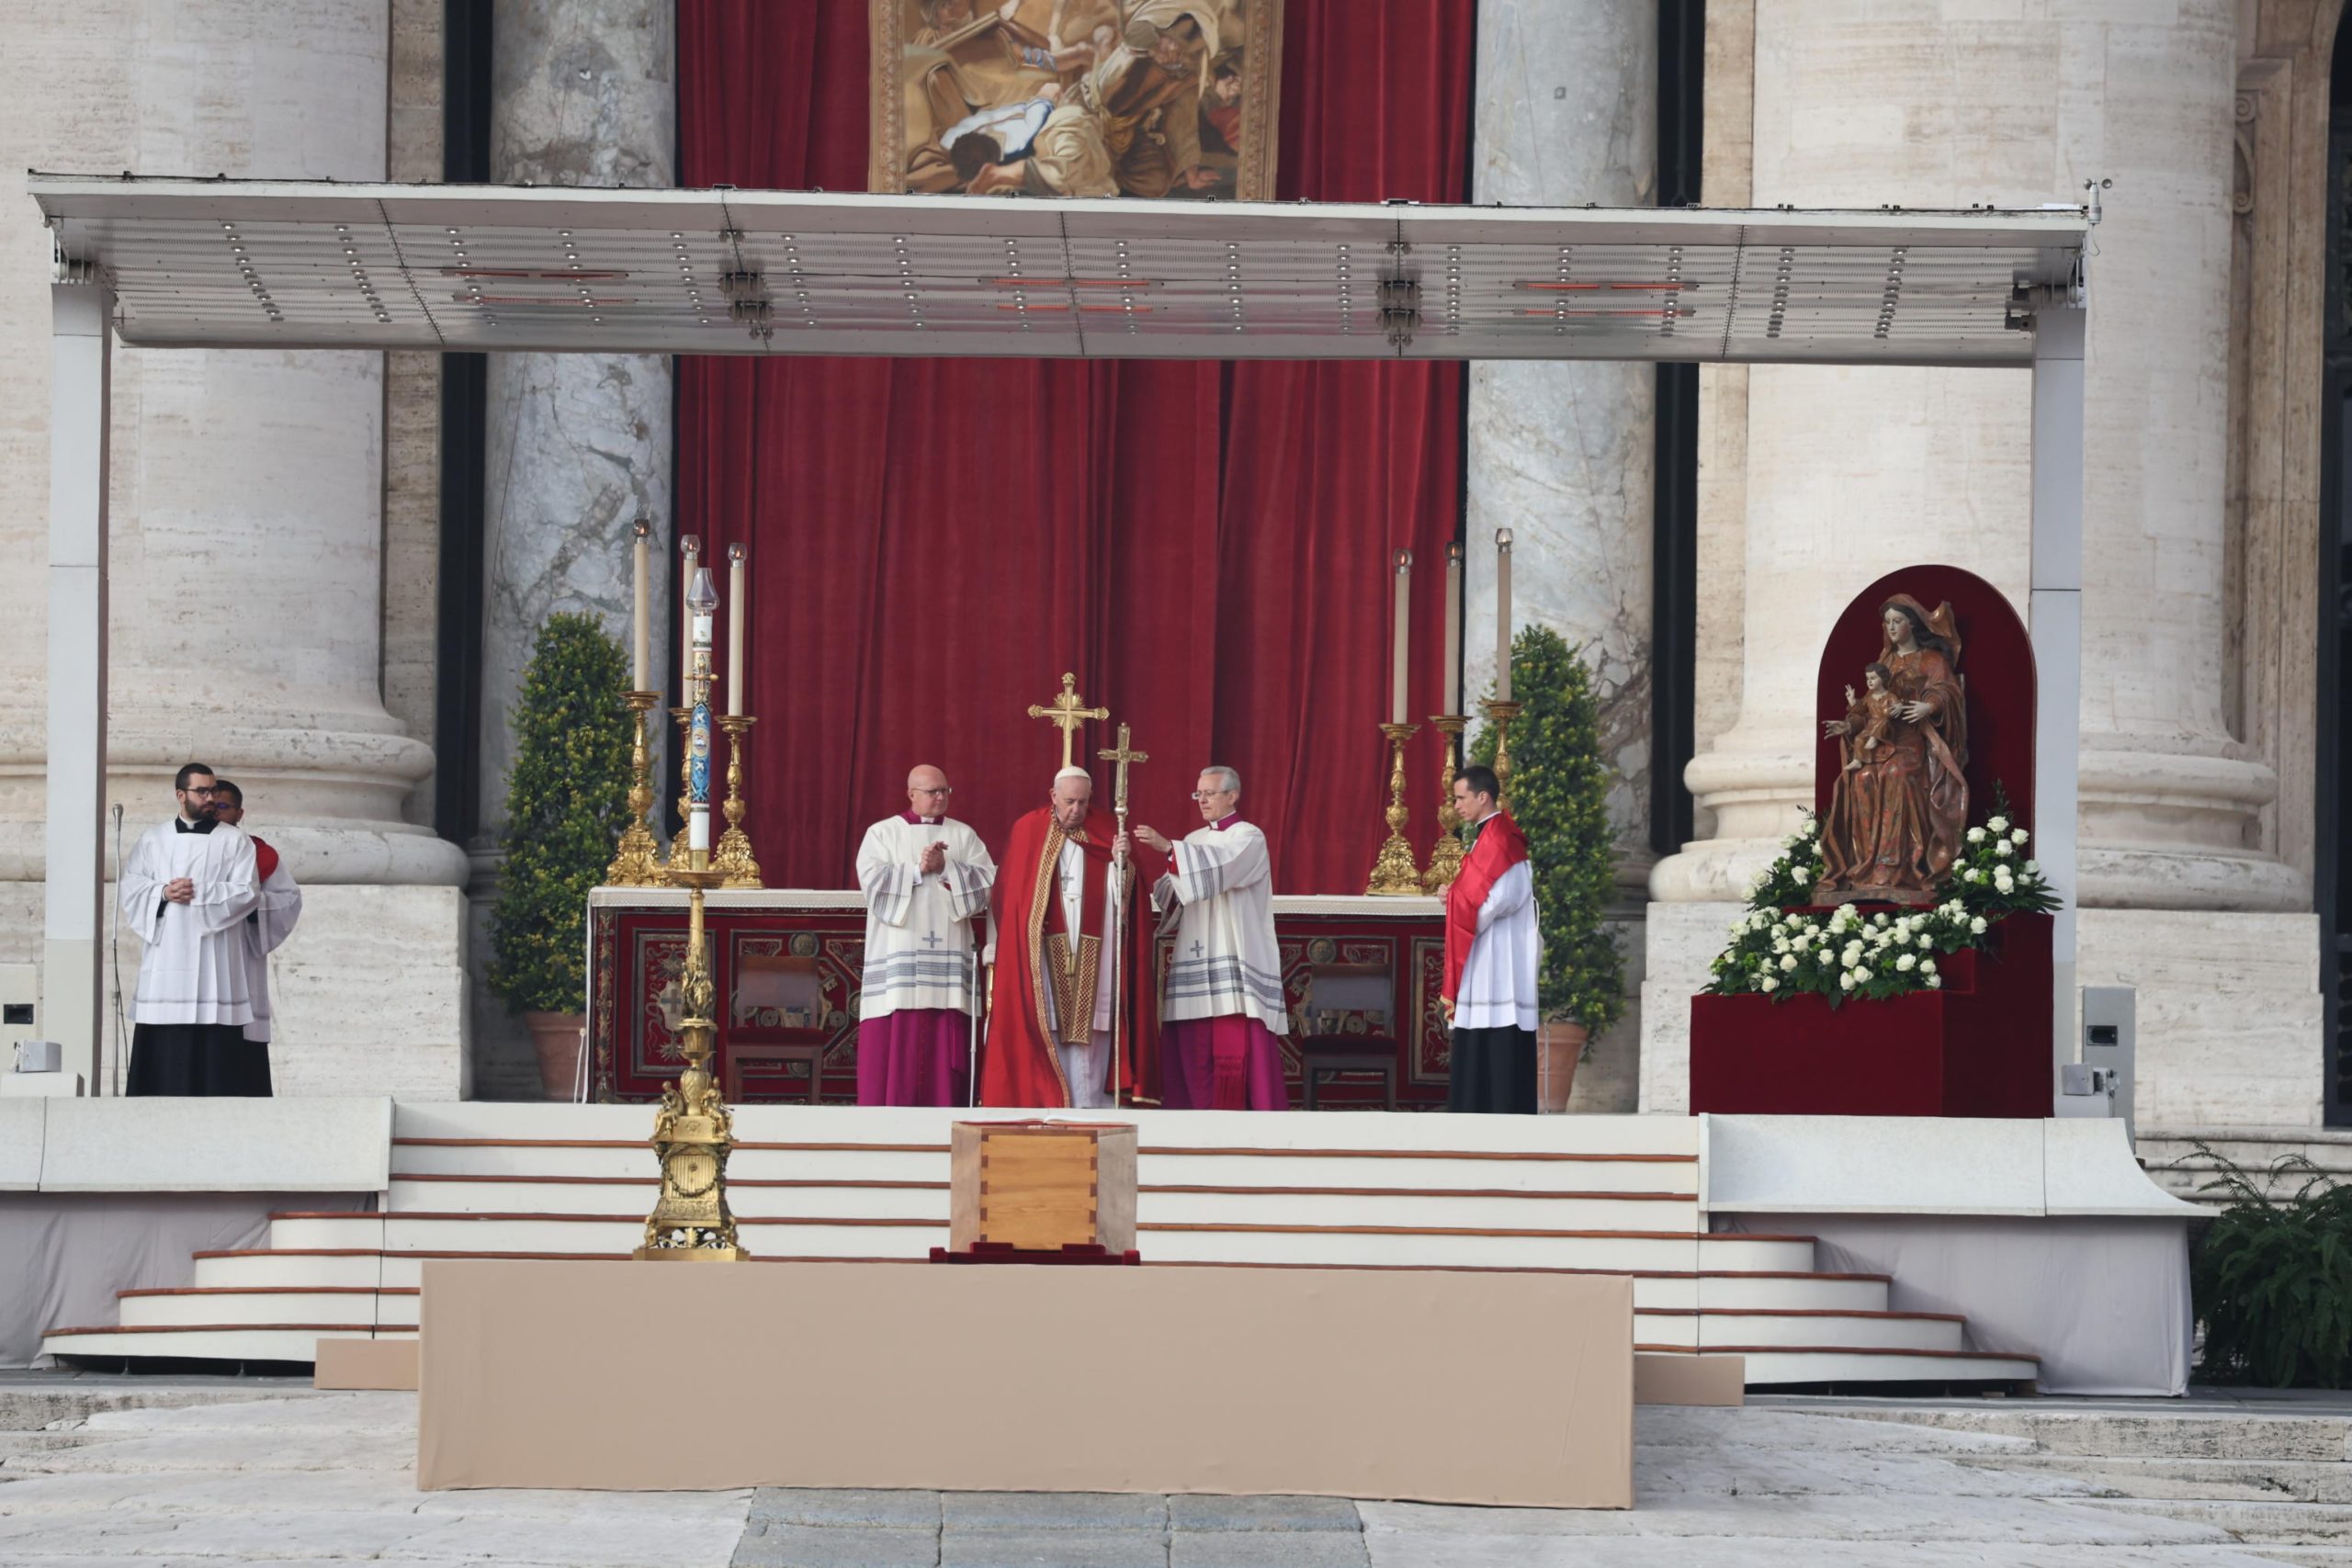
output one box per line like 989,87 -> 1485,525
1137,766 -> 1288,1110
119,765 -> 267,1096
855,765 -> 998,1106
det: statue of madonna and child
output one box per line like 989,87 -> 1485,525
1813,594 -> 1969,906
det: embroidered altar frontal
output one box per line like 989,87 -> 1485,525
586,888 -> 1450,1106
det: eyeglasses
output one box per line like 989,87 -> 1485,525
1190,789 -> 1235,801
911,785 -> 952,796
180,785 -> 218,796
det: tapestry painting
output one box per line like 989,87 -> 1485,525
869,0 -> 1283,199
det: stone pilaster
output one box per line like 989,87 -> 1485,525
1466,0 -> 1658,1114
1466,0 -> 1658,879
470,0 -> 675,1097
476,0 -> 675,837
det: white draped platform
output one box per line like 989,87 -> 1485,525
2,1099 -> 2197,1394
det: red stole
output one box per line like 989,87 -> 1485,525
1442,811 -> 1529,1004
980,807 -> 1160,1108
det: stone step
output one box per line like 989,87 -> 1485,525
2073,1495 -> 2352,1543
1964,1452 -> 2352,1504
1836,1408 -> 2352,1461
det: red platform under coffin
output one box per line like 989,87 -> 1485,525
1689,912 -> 2052,1118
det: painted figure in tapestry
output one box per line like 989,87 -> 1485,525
1815,596 -> 1969,904
876,0 -> 1276,200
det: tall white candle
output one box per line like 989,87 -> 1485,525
1495,529 -> 1514,704
1442,540 -> 1463,716
630,519 -> 650,692
678,536 -> 699,702
1390,548 -> 1412,725
727,543 -> 747,717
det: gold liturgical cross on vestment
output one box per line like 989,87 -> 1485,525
1028,673 -> 1109,769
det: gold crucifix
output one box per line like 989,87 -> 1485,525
1028,672 -> 1109,769
1096,722 -> 1148,820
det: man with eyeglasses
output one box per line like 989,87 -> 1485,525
118,762 -> 267,1095
854,764 -> 998,1105
1131,766 -> 1286,1110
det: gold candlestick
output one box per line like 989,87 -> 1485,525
1365,721 -> 1423,896
1484,699 -> 1524,797
711,715 -> 763,888
1422,714 -> 1469,894
606,691 -> 668,886
633,853 -> 747,1261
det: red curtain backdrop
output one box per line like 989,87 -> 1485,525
677,0 -> 1475,892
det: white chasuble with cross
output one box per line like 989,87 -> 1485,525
1152,818 -> 1285,1034
856,815 -> 997,1019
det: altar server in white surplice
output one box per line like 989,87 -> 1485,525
1135,765 -> 1289,1110
210,780 -> 302,1047
855,764 -> 998,1106
120,762 -> 268,1097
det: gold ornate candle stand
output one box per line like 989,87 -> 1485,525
1364,721 -> 1423,896
1422,714 -> 1468,893
1483,698 -> 1524,797
662,706 -> 693,878
633,857 -> 747,1262
712,715 -> 763,888
605,691 -> 668,886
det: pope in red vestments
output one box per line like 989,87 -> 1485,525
982,768 -> 1159,1109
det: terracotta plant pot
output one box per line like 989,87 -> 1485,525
524,1010 -> 588,1102
1536,1021 -> 1588,1114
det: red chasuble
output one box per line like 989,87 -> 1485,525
981,807 -> 1160,1108
1442,810 -> 1531,1006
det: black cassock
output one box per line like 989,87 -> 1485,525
1445,1024 -> 1536,1114
128,1022 -> 272,1097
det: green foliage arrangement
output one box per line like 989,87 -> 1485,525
488,613 -> 634,1015
1470,626 -> 1624,1032
2190,1143 -> 2352,1388
1703,785 -> 2059,1009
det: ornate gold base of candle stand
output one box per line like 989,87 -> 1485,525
1483,699 -> 1524,798
1422,714 -> 1468,894
711,714 -> 763,889
633,856 -> 748,1262
1364,721 -> 1423,896
605,691 -> 669,886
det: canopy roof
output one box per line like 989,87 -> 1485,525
29,174 -> 2089,367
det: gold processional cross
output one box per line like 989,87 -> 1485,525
1028,672 -> 1109,769
1096,722 -> 1148,823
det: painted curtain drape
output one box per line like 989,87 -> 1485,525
677,0 -> 1475,893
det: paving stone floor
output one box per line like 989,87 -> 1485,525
1,1375 -> 2349,1565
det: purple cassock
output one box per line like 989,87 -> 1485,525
855,1008 -> 973,1107
1159,1015 -> 1288,1110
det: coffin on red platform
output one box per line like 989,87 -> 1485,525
1688,913 -> 2051,1118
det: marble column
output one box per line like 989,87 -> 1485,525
0,0 -> 471,1095
1652,0 -> 2303,915
470,0 -> 674,1097
1466,0 -> 1657,879
1466,0 -> 1657,1115
477,0 -> 675,834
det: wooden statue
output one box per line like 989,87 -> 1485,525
1814,594 -> 1969,905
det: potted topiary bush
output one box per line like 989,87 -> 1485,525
489,612 -> 634,1100
1471,626 -> 1626,1111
